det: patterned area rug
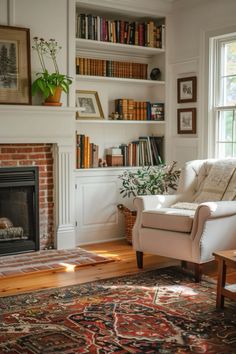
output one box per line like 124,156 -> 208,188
0,266 -> 235,353
0,248 -> 114,278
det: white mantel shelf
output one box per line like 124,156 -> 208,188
0,105 -> 76,114
0,105 -> 76,145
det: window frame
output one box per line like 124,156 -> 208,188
209,32 -> 236,158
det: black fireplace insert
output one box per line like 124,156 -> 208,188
0,166 -> 39,256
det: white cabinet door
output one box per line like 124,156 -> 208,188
75,170 -> 127,245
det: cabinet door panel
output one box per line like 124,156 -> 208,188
75,174 -> 125,244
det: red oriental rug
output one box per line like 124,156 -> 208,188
0,266 -> 236,353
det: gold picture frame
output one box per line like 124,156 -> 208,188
76,90 -> 104,119
0,25 -> 31,105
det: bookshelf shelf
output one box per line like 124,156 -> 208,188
76,38 -> 165,58
76,75 -> 165,86
76,119 -> 165,124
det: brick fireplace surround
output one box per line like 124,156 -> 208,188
0,143 -> 54,249
0,106 -> 76,251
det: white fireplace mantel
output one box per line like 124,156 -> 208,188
0,105 -> 77,250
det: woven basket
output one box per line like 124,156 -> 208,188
117,204 -> 137,244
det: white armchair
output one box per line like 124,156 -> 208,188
132,159 -> 236,281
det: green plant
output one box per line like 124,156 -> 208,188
118,161 -> 181,198
32,37 -> 72,99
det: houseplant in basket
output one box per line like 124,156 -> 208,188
117,161 -> 181,244
32,37 -> 72,105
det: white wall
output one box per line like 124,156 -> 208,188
0,0 -> 74,105
167,0 -> 236,166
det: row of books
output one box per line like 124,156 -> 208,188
120,136 -> 164,167
76,134 -> 99,169
76,57 -> 148,80
76,134 -> 163,169
114,99 -> 164,121
77,13 -> 165,49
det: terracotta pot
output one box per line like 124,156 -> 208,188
43,87 -> 62,106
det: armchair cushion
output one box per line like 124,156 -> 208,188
142,208 -> 195,233
193,161 -> 236,203
222,169 -> 236,200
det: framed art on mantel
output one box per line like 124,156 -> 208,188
177,76 -> 197,103
0,25 -> 31,105
177,108 -> 196,134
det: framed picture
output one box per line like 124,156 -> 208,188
76,90 -> 104,119
177,76 -> 197,103
0,25 -> 31,105
177,108 -> 196,134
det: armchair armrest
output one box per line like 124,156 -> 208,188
132,194 -> 182,249
133,194 -> 182,212
191,201 -> 236,240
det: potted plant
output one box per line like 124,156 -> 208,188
32,37 -> 72,106
117,161 -> 181,244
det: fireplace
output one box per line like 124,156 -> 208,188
0,166 -> 39,256
0,106 -> 76,250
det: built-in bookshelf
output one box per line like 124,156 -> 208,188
74,0 -> 167,244
75,2 -> 166,166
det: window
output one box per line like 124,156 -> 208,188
210,34 -> 236,158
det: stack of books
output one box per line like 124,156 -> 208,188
77,13 -> 165,49
115,99 -> 164,121
76,134 -> 99,169
76,57 -> 148,80
120,136 -> 164,166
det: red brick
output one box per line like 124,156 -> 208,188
29,153 -> 46,159
19,160 -> 33,166
40,172 -> 53,178
0,154 -> 12,160
0,161 -> 17,166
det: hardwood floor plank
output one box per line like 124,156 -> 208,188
0,240 -> 235,297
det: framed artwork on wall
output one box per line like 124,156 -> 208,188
177,108 -> 196,134
0,25 -> 31,105
76,90 -> 104,119
177,76 -> 197,103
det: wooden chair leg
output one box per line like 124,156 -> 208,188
136,251 -> 143,269
194,263 -> 202,282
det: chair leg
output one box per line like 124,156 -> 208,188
136,251 -> 143,269
194,263 -> 202,282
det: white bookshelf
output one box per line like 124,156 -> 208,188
74,0 -> 167,245
76,38 -> 165,58
76,74 -> 165,86
76,119 -> 165,124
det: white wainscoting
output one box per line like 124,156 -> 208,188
75,168 -> 128,245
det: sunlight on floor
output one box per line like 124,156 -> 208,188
59,263 -> 76,272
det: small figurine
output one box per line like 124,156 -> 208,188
98,158 -> 107,167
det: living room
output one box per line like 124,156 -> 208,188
0,0 -> 236,353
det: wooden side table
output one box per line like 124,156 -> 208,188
213,250 -> 236,309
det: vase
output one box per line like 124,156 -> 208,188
43,87 -> 62,106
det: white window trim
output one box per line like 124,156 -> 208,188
210,33 -> 236,158
199,24 -> 236,158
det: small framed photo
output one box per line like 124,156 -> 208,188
150,103 -> 164,121
0,25 -> 31,105
76,90 -> 104,119
177,108 -> 196,134
177,76 -> 197,103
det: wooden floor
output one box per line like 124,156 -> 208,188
0,240 -> 236,297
